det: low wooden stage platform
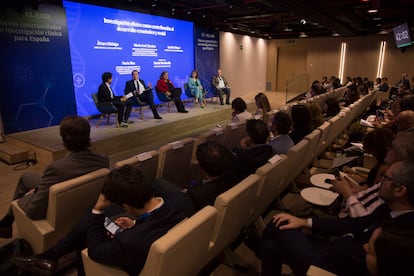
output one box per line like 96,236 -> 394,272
2,100 -> 257,167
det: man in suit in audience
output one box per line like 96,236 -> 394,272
212,68 -> 231,105
98,71 -> 133,128
232,119 -> 274,181
187,141 -> 238,210
12,165 -> 196,275
260,160 -> 414,276
124,69 -> 162,120
0,115 -> 109,238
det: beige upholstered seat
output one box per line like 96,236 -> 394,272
114,150 -> 158,185
285,139 -> 310,185
157,137 -> 196,188
252,155 -> 290,231
11,168 -> 110,254
223,121 -> 246,150
307,265 -> 337,276
81,206 -> 218,276
207,174 -> 260,263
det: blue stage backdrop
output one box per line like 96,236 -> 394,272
0,4 -> 76,134
194,27 -> 219,97
63,0 -> 195,116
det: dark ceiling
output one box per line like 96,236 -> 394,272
21,0 -> 414,39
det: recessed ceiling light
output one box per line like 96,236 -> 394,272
368,9 -> 378,13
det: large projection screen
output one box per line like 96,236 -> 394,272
63,1 -> 195,116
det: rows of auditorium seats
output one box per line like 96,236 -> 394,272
11,87 -> 376,275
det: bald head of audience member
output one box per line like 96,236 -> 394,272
384,131 -> 414,165
397,110 -> 414,131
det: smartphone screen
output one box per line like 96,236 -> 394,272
104,217 -> 123,235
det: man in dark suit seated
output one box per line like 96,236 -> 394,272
212,68 -> 231,105
124,69 -> 162,120
260,160 -> 414,276
0,115 -> 109,238
187,141 -> 238,210
12,165 -> 196,275
98,71 -> 133,128
232,119 -> 274,182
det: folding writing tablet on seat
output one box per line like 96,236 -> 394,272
81,206 -> 218,276
157,137 -> 196,188
11,168 -> 110,254
114,150 -> 158,186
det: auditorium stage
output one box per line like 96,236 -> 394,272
4,99 -> 250,167
1,91 -> 287,167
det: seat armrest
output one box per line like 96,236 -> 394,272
81,249 -> 127,276
11,200 -> 54,253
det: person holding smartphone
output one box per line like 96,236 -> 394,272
12,165 -> 195,275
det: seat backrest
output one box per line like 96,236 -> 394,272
198,127 -> 225,146
92,93 -> 99,106
252,155 -> 290,223
223,121 -> 246,150
157,137 -> 197,188
184,83 -> 194,98
303,128 -> 322,166
208,174 -> 260,261
47,168 -> 110,232
315,121 -> 332,156
285,139 -> 310,184
140,206 -> 217,276
114,151 -> 159,185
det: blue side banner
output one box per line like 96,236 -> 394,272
194,27 -> 219,97
0,4 -> 76,134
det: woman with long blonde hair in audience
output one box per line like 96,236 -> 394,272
254,92 -> 272,124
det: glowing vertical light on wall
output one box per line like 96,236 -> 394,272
376,41 -> 386,77
338,42 -> 346,82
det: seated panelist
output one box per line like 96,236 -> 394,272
124,69 -> 162,119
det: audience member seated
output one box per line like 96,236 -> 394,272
187,141 -> 238,210
98,72 -> 133,127
254,92 -> 272,121
11,165 -> 195,275
188,70 -> 205,108
289,104 -> 312,144
231,97 -> 253,123
342,84 -> 360,106
260,160 -> 414,276
364,222 -> 414,276
232,119 -> 274,181
155,71 -> 188,113
304,80 -> 324,98
399,94 -> 414,111
332,128 -> 395,218
396,110 -> 414,131
211,68 -> 231,105
375,77 -> 389,107
309,102 -> 324,130
323,97 -> 340,119
343,76 -> 353,87
269,111 -> 294,155
0,115 -> 109,239
124,69 -> 162,119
